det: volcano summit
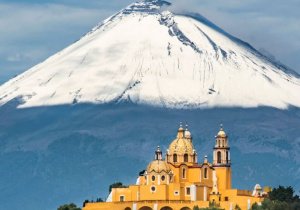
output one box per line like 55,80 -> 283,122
0,0 -> 299,109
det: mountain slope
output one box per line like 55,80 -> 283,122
1,103 -> 300,210
0,0 -> 299,109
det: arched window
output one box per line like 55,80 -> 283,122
217,151 -> 222,164
226,151 -> 229,163
161,207 -> 173,210
204,168 -> 208,179
139,207 -> 153,210
182,168 -> 186,179
173,154 -> 177,163
184,154 -> 188,162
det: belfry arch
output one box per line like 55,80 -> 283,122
180,207 -> 192,210
184,153 -> 188,162
139,207 -> 152,210
173,154 -> 177,162
217,151 -> 222,164
160,207 -> 173,210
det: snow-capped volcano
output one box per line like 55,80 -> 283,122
0,0 -> 300,109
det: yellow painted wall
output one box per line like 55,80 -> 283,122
215,167 -> 231,191
84,201 -> 211,210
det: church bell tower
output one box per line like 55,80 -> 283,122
212,125 -> 232,191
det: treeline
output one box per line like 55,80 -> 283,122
57,182 -> 127,210
193,186 -> 300,210
193,202 -> 240,210
57,203 -> 81,210
251,186 -> 300,210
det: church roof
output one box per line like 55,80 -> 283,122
217,126 -> 227,138
168,124 -> 195,155
147,160 -> 171,173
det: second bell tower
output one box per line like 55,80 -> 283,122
212,125 -> 232,191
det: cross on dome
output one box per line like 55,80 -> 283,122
180,122 -> 183,128
185,123 -> 189,130
220,123 -> 224,130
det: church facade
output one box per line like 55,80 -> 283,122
83,125 -> 267,210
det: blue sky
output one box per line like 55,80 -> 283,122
0,0 -> 299,84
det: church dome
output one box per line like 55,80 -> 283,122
217,127 -> 227,138
147,160 -> 171,173
169,138 -> 194,155
168,125 -> 194,155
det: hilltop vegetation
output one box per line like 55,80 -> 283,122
251,186 -> 300,210
57,203 -> 81,210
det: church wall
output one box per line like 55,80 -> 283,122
112,188 -> 134,202
200,166 -> 213,187
215,167 -> 231,191
139,184 -> 168,201
166,183 -> 181,200
219,196 -> 263,210
129,185 -> 140,201
139,176 -> 147,185
170,166 -> 180,183
187,167 -> 200,183
195,185 -> 210,201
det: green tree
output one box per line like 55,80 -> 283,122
251,202 -> 264,210
57,203 -> 81,210
252,197 -> 300,210
269,186 -> 298,203
96,197 -> 104,202
193,205 -> 223,210
109,182 -> 127,193
83,200 -> 89,207
193,206 -> 200,210
290,201 -> 300,210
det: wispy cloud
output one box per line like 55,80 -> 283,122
0,1 -> 131,83
168,0 -> 300,72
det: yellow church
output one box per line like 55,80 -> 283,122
83,124 -> 267,210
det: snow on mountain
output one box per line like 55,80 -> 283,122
0,0 -> 299,109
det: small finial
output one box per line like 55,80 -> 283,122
155,145 -> 162,160
204,155 -> 208,163
220,123 -> 223,130
178,122 -> 184,138
185,123 -> 189,130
